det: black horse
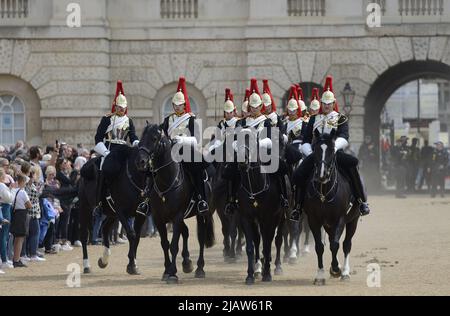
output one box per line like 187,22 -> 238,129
210,162 -> 244,262
303,132 -> 360,285
136,124 -> 215,284
78,147 -> 148,275
234,135 -> 285,285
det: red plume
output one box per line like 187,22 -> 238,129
224,88 -> 236,116
244,88 -> 251,101
310,87 -> 319,102
297,86 -> 304,101
287,85 -> 302,118
323,75 -> 339,112
225,88 -> 231,102
250,78 -> 261,96
241,88 -> 251,114
262,79 -> 276,113
111,80 -> 127,114
176,77 -> 191,113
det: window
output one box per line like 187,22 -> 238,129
0,94 -> 25,146
0,0 -> 28,18
399,0 -> 444,16
287,0 -> 325,16
160,0 -> 198,19
161,96 -> 198,122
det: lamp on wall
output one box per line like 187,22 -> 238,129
341,82 -> 355,116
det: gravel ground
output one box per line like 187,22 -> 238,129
1,195 -> 449,296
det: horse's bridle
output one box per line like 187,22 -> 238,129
311,149 -> 338,203
238,144 -> 270,206
140,136 -> 183,201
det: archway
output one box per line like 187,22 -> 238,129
364,60 -> 450,143
0,74 -> 42,146
363,60 -> 450,190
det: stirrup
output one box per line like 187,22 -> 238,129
197,200 -> 208,215
289,208 -> 301,222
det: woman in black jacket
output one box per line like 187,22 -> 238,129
55,158 -> 77,251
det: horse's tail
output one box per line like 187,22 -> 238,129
199,213 -> 215,248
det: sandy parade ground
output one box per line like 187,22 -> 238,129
1,194 -> 449,296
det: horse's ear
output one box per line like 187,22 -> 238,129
146,120 -> 149,126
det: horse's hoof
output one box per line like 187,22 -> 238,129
166,276 -> 179,284
226,256 -> 237,264
313,278 -> 326,286
330,267 -> 341,278
254,272 -> 261,279
245,276 -> 255,285
195,268 -> 206,278
262,274 -> 272,282
182,260 -> 194,274
288,257 -> 298,265
236,252 -> 242,259
127,264 -> 140,275
340,274 -> 350,281
83,267 -> 91,274
161,273 -> 170,281
223,250 -> 229,258
274,267 -> 283,276
97,258 -> 107,269
283,256 -> 289,263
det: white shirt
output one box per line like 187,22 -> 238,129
0,183 -> 14,204
12,188 -> 30,210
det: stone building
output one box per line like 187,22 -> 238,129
1,0 -> 450,154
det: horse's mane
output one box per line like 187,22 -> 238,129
316,132 -> 335,144
142,123 -> 160,136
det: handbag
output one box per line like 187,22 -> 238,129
9,189 -> 31,237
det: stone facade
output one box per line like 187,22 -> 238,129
1,0 -> 450,150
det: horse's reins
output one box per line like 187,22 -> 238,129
238,144 -> 270,207
146,137 -> 184,202
311,154 -> 338,203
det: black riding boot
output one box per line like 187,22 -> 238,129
279,175 -> 289,210
348,167 -> 370,216
225,179 -> 238,216
290,185 -> 305,222
93,170 -> 105,215
194,171 -> 209,216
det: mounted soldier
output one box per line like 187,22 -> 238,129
240,88 -> 251,119
160,77 -> 209,215
284,85 -> 307,167
93,80 -> 139,211
295,84 -> 309,123
262,79 -> 284,130
223,78 -> 288,213
308,87 -> 321,117
207,88 -> 238,164
291,76 -> 370,222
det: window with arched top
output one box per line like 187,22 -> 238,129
0,94 -> 26,146
153,81 -> 206,125
161,96 -> 199,122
